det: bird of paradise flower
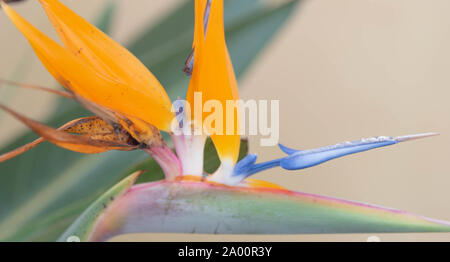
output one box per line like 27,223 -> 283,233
0,0 -> 449,242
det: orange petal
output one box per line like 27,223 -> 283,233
186,0 -> 208,104
0,105 -> 139,156
243,178 -> 285,190
38,0 -> 172,108
0,79 -> 156,146
187,0 -> 241,164
1,2 -> 174,132
0,79 -> 155,146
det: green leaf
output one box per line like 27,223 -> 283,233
61,176 -> 450,242
0,0 -> 299,241
58,171 -> 142,242
227,0 -> 300,78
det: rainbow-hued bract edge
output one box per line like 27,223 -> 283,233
59,173 -> 450,242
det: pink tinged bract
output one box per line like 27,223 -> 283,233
59,173 -> 450,242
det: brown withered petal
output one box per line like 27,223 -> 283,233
0,78 -> 164,148
62,116 -> 140,147
0,105 -> 140,161
73,94 -> 164,147
115,116 -> 164,148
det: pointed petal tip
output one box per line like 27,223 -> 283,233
132,170 -> 146,180
1,1 -> 9,10
278,143 -> 299,155
395,132 -> 439,143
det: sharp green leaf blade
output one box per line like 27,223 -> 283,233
58,171 -> 142,242
128,0 -> 261,60
74,180 -> 450,242
227,0 -> 300,78
1,151 -> 149,242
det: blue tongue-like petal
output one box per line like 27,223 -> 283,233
278,143 -> 300,155
227,132 -> 437,186
280,133 -> 438,170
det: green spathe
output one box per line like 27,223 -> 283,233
60,174 -> 450,242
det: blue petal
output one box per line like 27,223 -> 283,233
232,154 -> 281,180
279,133 -> 438,170
203,0 -> 212,34
227,133 -> 437,185
183,0 -> 212,75
233,154 -> 257,176
278,143 -> 300,155
172,99 -> 186,128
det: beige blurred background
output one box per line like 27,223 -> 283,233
1,0 -> 450,242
